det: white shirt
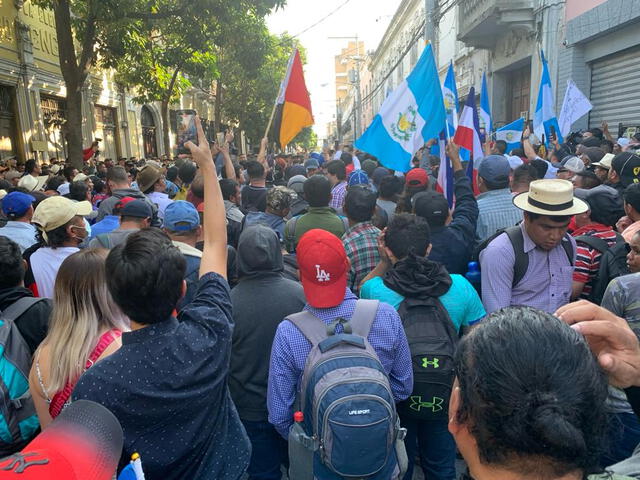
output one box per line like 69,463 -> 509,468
146,191 -> 173,220
30,247 -> 79,298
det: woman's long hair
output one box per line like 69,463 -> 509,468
43,248 -> 128,393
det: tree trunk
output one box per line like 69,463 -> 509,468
161,99 -> 171,157
53,0 -> 97,170
214,77 -> 223,133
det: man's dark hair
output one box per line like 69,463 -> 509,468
601,139 -> 614,154
512,164 -> 539,187
36,220 -> 72,248
483,177 -> 510,191
246,161 -> 265,180
190,175 -> 204,199
326,160 -> 347,181
574,170 -> 601,190
303,174 -> 331,207
588,127 -> 604,140
0,237 -> 24,289
428,154 -> 440,168
385,213 -> 431,260
379,175 -> 403,200
106,228 -> 186,325
25,159 -> 37,175
455,306 -> 607,478
68,181 -> 88,202
219,179 -> 239,201
178,161 -> 197,184
63,166 -> 77,182
511,148 -> 525,157
166,166 -> 178,182
624,183 -> 640,213
494,140 -> 507,155
107,166 -> 128,184
340,152 -> 353,166
45,176 -> 65,192
344,186 -> 377,223
524,212 -> 572,224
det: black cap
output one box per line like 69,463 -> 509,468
412,191 -> 449,226
574,185 -> 624,227
612,152 -> 640,187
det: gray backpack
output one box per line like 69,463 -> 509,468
287,300 -> 407,480
0,297 -> 45,456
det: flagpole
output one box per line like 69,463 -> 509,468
263,102 -> 278,140
263,48 -> 298,141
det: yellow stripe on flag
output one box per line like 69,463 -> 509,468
280,101 -> 314,148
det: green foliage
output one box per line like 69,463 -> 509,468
290,127 -> 318,151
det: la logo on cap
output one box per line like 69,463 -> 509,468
315,265 -> 330,282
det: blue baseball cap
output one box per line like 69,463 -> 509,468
478,155 -> 511,184
348,169 -> 369,187
2,191 -> 35,218
164,200 -> 200,231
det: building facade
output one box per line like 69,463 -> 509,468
0,1 -> 217,165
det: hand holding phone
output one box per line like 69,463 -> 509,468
176,110 -> 198,155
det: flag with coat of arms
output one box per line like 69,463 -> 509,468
355,44 -> 446,172
496,118 -> 525,153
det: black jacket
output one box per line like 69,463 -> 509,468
0,287 -> 51,355
229,225 -> 306,421
429,170 -> 478,275
384,255 -> 452,299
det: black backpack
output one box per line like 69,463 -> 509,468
397,296 -> 457,421
475,226 -> 575,287
574,234 -> 629,305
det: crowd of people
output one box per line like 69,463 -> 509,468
0,117 -> 640,480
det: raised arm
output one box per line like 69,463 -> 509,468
186,117 -> 228,279
522,127 -> 538,161
257,137 -> 269,169
221,131 -> 236,182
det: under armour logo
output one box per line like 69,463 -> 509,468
315,265 -> 330,282
421,357 -> 439,369
0,452 -> 49,473
409,396 -> 444,413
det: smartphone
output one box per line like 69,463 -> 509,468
216,132 -> 225,145
176,110 -> 198,155
550,125 -> 557,141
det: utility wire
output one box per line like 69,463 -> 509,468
291,0 -> 354,38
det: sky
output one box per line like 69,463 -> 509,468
267,0 -> 402,140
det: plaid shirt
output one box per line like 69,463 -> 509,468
330,181 -> 347,210
342,222 -> 381,295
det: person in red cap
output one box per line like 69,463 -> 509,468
267,228 -> 413,439
398,167 -> 429,213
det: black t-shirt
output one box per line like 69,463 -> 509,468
241,185 -> 268,213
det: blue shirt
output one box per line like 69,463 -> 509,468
360,274 -> 486,331
267,289 -> 413,439
476,188 -> 523,242
73,273 -> 250,479
88,215 -> 120,240
244,211 -> 286,243
0,221 -> 37,252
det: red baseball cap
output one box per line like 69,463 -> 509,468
0,400 -> 123,479
405,168 -> 428,188
297,229 -> 349,308
114,196 -> 137,213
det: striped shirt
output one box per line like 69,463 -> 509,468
267,289 -> 413,438
342,222 -> 381,295
476,188 -> 523,242
330,181 -> 348,210
572,224 -> 618,299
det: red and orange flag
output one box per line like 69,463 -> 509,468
273,49 -> 314,148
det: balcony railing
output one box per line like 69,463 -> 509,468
457,0 -> 535,49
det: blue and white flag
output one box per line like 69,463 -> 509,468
534,50 -> 563,146
442,61 -> 458,138
356,44 -> 446,172
496,118 -> 525,153
479,72 -> 492,137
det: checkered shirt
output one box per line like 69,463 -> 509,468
342,222 -> 381,295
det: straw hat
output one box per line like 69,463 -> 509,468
513,179 -> 588,216
18,174 -> 48,193
592,153 -> 615,170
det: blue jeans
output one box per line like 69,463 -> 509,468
401,415 -> 456,480
241,420 -> 288,480
602,412 -> 640,467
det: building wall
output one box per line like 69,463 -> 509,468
565,0 -> 607,21
0,1 -> 217,165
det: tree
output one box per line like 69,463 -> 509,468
31,0 -> 285,167
290,127 -> 318,152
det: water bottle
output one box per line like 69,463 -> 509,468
466,261 -> 481,294
288,411 -> 314,480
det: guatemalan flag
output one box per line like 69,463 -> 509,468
496,118 -> 525,153
453,87 -> 483,195
355,44 -> 446,172
479,72 -> 492,138
442,61 -> 458,138
533,50 -> 563,146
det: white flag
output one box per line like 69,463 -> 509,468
558,80 -> 593,137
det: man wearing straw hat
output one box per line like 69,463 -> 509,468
480,179 -> 588,314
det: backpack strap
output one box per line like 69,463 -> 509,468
287,311 -> 328,347
505,227 -> 528,287
575,235 -> 610,253
1,297 -> 45,323
349,299 -> 379,339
